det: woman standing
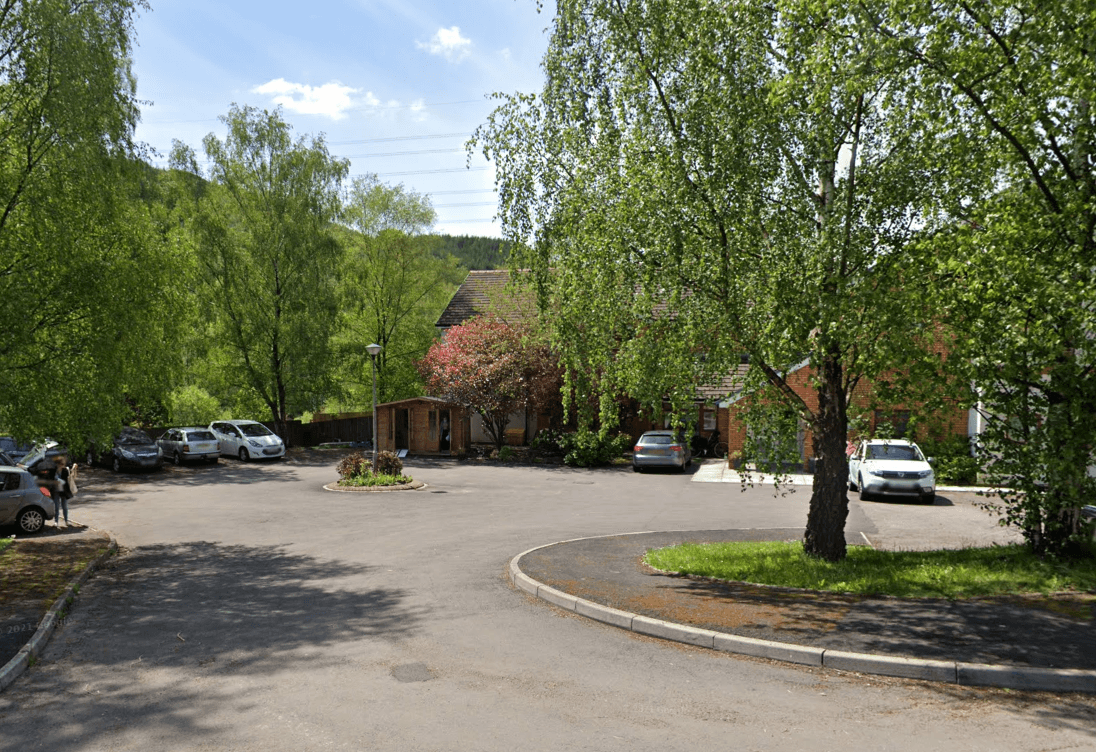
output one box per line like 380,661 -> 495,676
53,455 -> 75,527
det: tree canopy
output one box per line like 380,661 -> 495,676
0,0 -> 183,447
169,105 -> 349,437
474,0 -> 946,560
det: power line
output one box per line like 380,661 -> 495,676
428,189 -> 496,195
341,148 -> 463,158
433,201 -> 497,208
140,100 -> 485,126
370,167 -> 489,177
329,132 -> 471,146
437,217 -> 498,224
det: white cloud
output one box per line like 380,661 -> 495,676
252,78 -> 360,120
417,26 -> 472,63
499,48 -> 511,61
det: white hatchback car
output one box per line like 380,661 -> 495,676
209,420 -> 285,461
848,438 -> 936,503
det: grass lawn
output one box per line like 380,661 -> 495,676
645,541 -> 1096,599
0,533 -> 113,609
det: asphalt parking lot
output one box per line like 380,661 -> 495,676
1,454 -> 1092,752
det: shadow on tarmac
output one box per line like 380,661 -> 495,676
0,539 -> 427,748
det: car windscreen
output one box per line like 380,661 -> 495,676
117,430 -> 154,446
641,435 -> 674,445
186,431 -> 216,441
866,444 -> 921,461
239,423 -> 273,437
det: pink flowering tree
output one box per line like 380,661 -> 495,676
418,317 -> 560,451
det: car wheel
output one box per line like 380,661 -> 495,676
922,492 -> 935,505
112,456 -> 121,473
848,475 -> 857,491
17,507 -> 45,534
857,474 -> 871,501
173,451 -> 182,466
632,464 -> 642,473
238,447 -> 249,462
207,456 -> 218,464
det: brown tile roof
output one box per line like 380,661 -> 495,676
695,365 -> 750,402
435,270 -> 536,328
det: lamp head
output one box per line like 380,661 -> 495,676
366,343 -> 382,357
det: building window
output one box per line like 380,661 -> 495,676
874,410 -> 911,438
702,409 -> 716,432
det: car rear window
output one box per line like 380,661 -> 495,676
642,435 -> 674,445
186,431 -> 216,441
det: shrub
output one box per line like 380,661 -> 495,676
498,445 -> 515,462
530,428 -> 564,453
337,451 -> 370,479
375,450 -> 404,476
559,430 -> 631,467
917,436 -> 980,485
340,472 -> 413,487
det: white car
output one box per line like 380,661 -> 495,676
848,438 -> 935,503
209,420 -> 285,461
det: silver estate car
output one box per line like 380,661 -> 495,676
157,427 -> 220,465
0,465 -> 56,533
633,430 -> 692,472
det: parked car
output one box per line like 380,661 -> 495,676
0,436 -> 31,464
19,440 -> 66,477
86,427 -> 164,473
0,450 -> 14,466
0,464 -> 56,533
848,438 -> 936,503
209,420 -> 285,461
157,427 -> 220,465
633,430 -> 692,472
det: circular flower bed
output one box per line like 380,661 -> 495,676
325,450 -> 425,492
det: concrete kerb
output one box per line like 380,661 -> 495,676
509,533 -> 1096,693
0,532 -> 118,694
322,480 -> 426,492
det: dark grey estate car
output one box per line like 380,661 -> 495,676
632,430 -> 692,472
157,427 -> 220,465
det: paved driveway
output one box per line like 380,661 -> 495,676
0,456 -> 1091,751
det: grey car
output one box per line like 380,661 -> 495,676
0,436 -> 30,464
0,465 -> 56,534
157,427 -> 220,465
633,430 -> 692,472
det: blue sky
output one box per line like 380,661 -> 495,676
132,1 -> 552,237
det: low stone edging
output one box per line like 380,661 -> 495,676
0,532 -> 118,694
322,480 -> 426,493
509,535 -> 1096,694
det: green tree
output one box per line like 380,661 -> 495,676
475,0 -> 946,560
170,105 -> 349,438
0,0 -> 183,447
866,2 -> 1096,555
333,176 -> 462,407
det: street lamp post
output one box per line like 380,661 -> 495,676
366,343 -> 382,474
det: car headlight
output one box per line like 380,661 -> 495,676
249,439 -> 262,448
120,449 -> 136,459
918,470 -> 933,479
